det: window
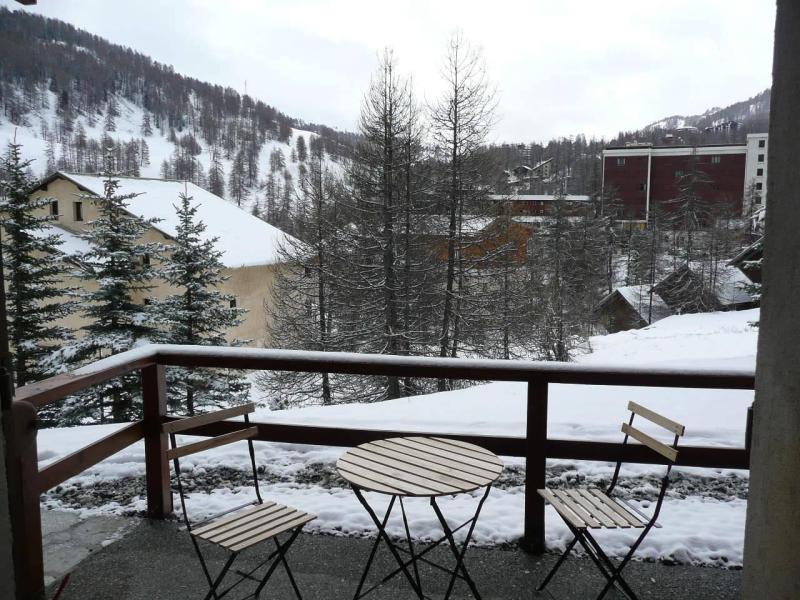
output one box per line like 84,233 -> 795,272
756,182 -> 763,191
50,200 -> 59,217
616,157 -> 625,166
754,196 -> 762,204
756,168 -> 764,176
230,298 -> 237,309
142,254 -> 150,266
711,155 -> 721,164
758,139 -> 766,148
758,154 -> 765,162
143,298 -> 152,306
73,201 -> 83,221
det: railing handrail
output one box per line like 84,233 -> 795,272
8,344 -> 756,599
15,344 -> 756,408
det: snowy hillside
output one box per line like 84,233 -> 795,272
0,88 -> 341,217
38,309 -> 758,566
644,89 -> 770,133
0,8 -> 354,227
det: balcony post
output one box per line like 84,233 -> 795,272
142,364 -> 172,518
522,379 -> 548,553
8,400 -> 45,599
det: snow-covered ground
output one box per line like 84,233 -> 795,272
37,309 -> 758,566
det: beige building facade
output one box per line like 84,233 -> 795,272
29,173 -> 297,348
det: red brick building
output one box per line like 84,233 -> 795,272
602,134 -> 768,222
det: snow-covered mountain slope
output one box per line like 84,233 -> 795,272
0,8 -> 353,223
644,89 -> 770,133
0,88 -> 343,218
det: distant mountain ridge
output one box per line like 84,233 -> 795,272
0,6 -> 771,207
644,89 -> 770,134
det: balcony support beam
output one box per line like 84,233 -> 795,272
7,400 -> 44,600
142,365 -> 172,519
523,380 -> 548,553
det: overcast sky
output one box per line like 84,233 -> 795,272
4,0 -> 776,142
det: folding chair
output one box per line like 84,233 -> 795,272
535,401 -> 685,600
164,403 -> 316,600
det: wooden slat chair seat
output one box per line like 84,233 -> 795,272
538,488 -> 648,530
192,501 -> 316,553
536,402 -> 685,600
164,403 -> 315,600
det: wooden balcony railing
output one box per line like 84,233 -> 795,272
7,344 -> 755,600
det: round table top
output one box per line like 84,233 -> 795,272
336,436 -> 504,497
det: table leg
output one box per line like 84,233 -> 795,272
430,485 -> 492,600
352,487 -> 424,599
400,496 -> 423,595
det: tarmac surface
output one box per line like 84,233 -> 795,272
41,510 -> 133,588
44,515 -> 742,600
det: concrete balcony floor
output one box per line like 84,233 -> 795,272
44,514 -> 741,600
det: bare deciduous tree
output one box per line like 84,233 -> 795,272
429,33 -> 497,388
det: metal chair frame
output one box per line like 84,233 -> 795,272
168,410 -> 306,600
536,404 -> 684,600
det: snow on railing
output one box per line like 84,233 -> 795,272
7,343 -> 755,599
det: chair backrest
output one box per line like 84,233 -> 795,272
621,401 -> 685,463
163,403 -> 262,530
607,402 -> 686,522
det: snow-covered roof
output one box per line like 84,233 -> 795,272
604,285 -> 673,325
418,215 -> 494,236
488,194 -> 591,202
531,157 -> 553,170
55,172 -> 299,268
728,238 -> 763,267
511,215 -> 582,224
714,265 -> 755,307
31,223 -> 93,259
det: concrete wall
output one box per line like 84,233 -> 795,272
0,408 -> 15,599
743,133 -> 769,213
742,1 -> 800,597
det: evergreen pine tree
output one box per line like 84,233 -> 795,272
139,138 -> 150,168
74,122 -> 88,169
207,146 -> 225,198
45,139 -> 56,173
0,141 -> 75,386
269,148 -> 286,173
57,150 -> 162,423
228,149 -> 248,207
296,135 -> 307,163
104,106 -> 117,132
154,190 -> 250,415
140,112 -> 153,136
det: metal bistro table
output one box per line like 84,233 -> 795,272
336,436 -> 504,600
